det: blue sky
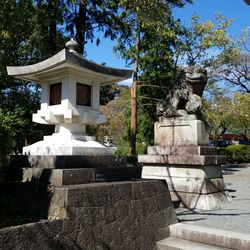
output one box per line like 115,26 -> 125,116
85,0 -> 250,84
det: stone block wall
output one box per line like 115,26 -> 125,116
0,180 -> 177,250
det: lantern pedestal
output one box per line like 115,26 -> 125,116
23,138 -> 115,156
23,124 -> 115,156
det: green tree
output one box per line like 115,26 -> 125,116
99,85 -> 130,143
0,0 -> 66,157
203,91 -> 250,142
0,0 -> 35,90
231,93 -> 250,136
63,0 -> 121,54
213,48 -> 250,93
0,109 -> 13,179
87,84 -> 131,154
0,83 -> 54,154
114,0 -> 192,155
31,0 -> 66,59
100,84 -> 122,105
203,96 -> 233,142
211,28 -> 250,93
174,13 -> 233,67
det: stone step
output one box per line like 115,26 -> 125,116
169,223 -> 250,250
138,154 -> 225,165
22,167 -> 142,186
157,237 -> 230,250
142,165 -> 223,179
10,155 -> 127,169
148,145 -> 216,156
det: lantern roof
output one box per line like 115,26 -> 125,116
7,44 -> 132,85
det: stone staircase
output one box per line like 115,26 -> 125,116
157,223 -> 250,250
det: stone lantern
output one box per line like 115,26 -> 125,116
7,40 -> 132,156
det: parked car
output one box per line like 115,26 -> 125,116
215,140 -> 232,147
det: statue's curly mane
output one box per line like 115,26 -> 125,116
157,66 -> 207,118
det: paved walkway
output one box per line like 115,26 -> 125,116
176,163 -> 250,234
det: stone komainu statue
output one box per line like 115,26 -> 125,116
157,66 -> 207,118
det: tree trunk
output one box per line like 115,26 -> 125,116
129,23 -> 140,156
75,0 -> 87,54
48,22 -> 57,53
47,0 -> 58,55
129,70 -> 138,156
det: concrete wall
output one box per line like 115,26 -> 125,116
0,180 -> 177,250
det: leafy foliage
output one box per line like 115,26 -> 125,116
0,0 -> 34,89
213,49 -> 250,93
113,0 -> 193,154
230,93 -> 250,135
100,84 -> 122,105
0,109 -> 13,180
0,83 -> 54,154
203,92 -> 250,142
217,144 -> 250,163
88,85 -> 130,144
63,0 -> 121,54
203,96 -> 233,141
174,13 -> 233,67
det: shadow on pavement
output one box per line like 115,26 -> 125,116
222,164 -> 248,175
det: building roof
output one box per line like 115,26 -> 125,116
7,48 -> 132,85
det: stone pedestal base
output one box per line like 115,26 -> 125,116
139,145 -> 231,210
22,167 -> 141,185
11,155 -> 123,169
9,154 -> 142,185
23,123 -> 115,156
142,165 -> 231,210
154,116 -> 209,146
23,135 -> 114,156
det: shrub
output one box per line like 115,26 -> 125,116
0,182 -> 51,228
218,144 -> 250,163
0,111 -> 13,181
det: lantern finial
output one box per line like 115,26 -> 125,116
65,38 -> 78,52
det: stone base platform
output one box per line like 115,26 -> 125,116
142,166 -> 231,210
139,154 -> 225,165
10,155 -> 126,169
23,167 -> 142,186
138,145 -> 225,166
8,155 -> 141,184
139,145 -> 230,210
23,139 -> 115,156
0,180 -> 177,250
